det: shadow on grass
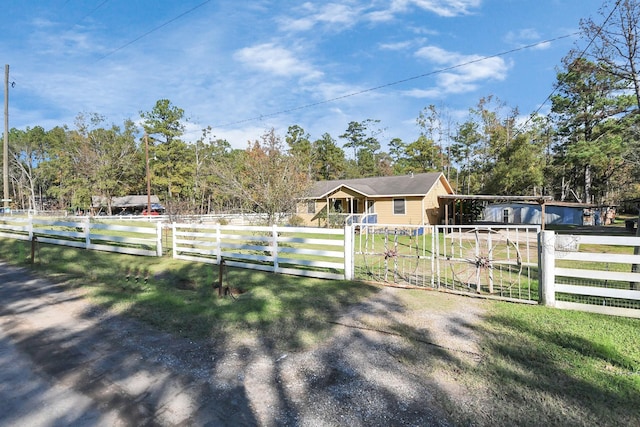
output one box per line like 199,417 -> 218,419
0,238 -> 464,424
3,236 -> 638,425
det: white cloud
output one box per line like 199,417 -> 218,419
365,9 -> 396,22
403,87 -> 443,98
505,28 -> 551,50
389,0 -> 482,17
413,45 -> 510,96
279,2 -> 361,32
278,0 -> 479,36
233,43 -> 323,81
379,40 -> 414,51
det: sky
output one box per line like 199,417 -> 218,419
1,0 -> 607,152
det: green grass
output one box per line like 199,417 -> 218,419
394,289 -> 640,426
0,237 -> 376,350
1,235 -> 639,425
471,301 -> 640,426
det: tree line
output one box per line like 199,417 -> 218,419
4,0 -> 640,217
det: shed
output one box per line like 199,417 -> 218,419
483,201 -> 594,226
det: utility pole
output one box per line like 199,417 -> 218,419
3,64 -> 9,212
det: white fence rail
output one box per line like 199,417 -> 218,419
3,214 -> 640,318
0,216 -> 162,257
539,230 -> 640,318
172,223 -> 351,280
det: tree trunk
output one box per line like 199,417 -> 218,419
584,164 -> 592,204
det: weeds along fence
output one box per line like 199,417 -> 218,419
0,216 -> 162,257
539,230 -> 640,318
172,223 -> 351,280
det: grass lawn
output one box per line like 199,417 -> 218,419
0,236 -> 638,425
398,289 -> 640,426
474,301 -> 640,426
0,237 -> 376,350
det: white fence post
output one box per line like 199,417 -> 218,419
272,224 -> 279,274
156,221 -> 163,257
171,223 -> 177,259
539,230 -> 556,307
344,224 -> 353,280
28,216 -> 33,240
216,223 -> 222,264
430,225 -> 436,287
84,217 -> 91,249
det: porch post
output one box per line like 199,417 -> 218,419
326,196 -> 330,227
444,202 -> 449,226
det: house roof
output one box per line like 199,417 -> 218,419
92,195 -> 162,208
486,200 -> 598,208
305,172 -> 452,199
439,194 -> 553,202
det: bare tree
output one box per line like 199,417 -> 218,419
580,0 -> 640,109
213,128 -> 312,225
580,0 -> 640,288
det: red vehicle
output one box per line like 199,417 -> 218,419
142,209 -> 159,216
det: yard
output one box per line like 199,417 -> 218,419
0,236 -> 638,425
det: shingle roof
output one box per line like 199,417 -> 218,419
306,172 -> 450,198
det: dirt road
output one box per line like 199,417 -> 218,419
0,261 -> 485,426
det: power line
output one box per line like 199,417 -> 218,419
215,33 -> 578,128
74,0 -> 111,27
518,0 -> 623,132
96,0 -> 213,62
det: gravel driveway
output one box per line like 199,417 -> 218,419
0,261 -> 486,426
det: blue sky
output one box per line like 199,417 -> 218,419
2,0 -> 605,151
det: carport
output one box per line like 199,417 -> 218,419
438,194 -> 553,229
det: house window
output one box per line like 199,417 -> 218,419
333,200 -> 343,213
503,209 -> 510,223
393,198 -> 406,215
307,201 -> 315,214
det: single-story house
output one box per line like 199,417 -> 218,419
91,195 -> 164,215
482,201 -> 596,226
297,172 -> 454,227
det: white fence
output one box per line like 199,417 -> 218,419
0,216 -> 162,257
172,223 -> 351,280
539,230 -> 640,318
3,215 -> 640,318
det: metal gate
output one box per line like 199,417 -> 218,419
353,224 -> 435,287
436,225 -> 540,302
353,223 -> 540,302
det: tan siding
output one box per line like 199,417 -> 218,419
371,197 -> 424,225
331,188 -> 361,199
296,200 -> 329,227
424,178 -> 446,225
298,174 -> 454,227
